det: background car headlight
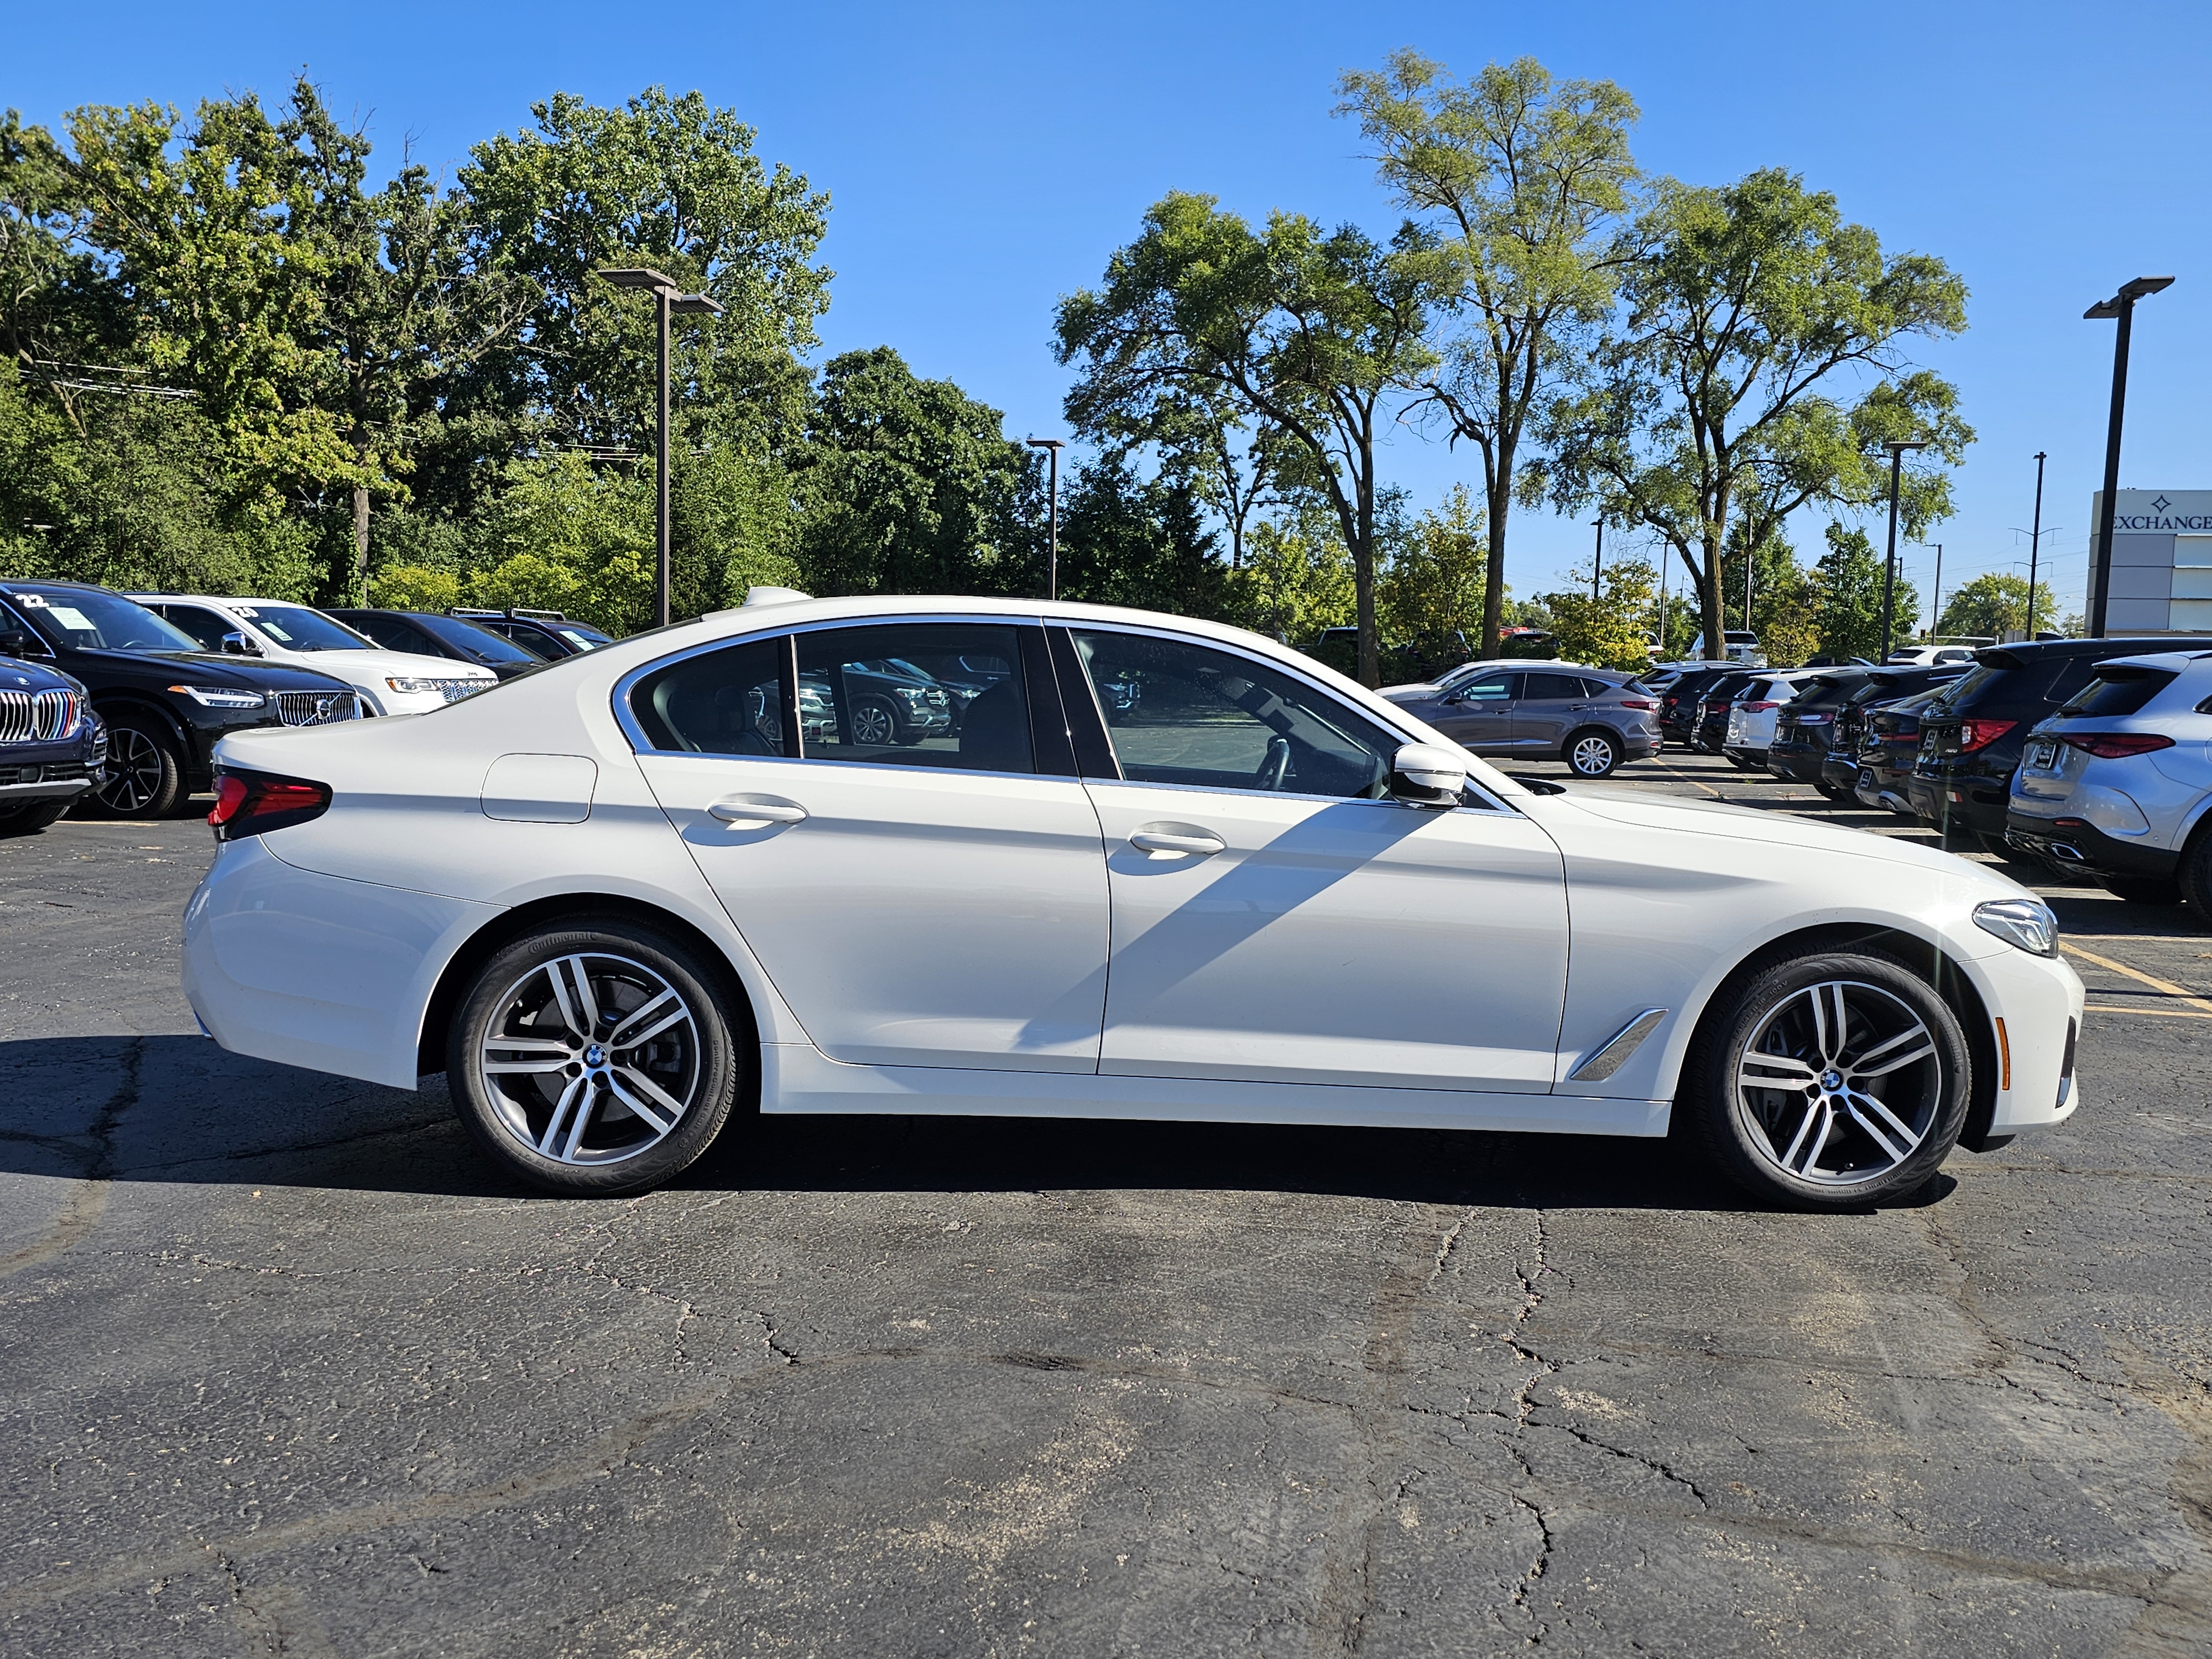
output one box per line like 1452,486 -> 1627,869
166,684 -> 267,709
1973,898 -> 2058,957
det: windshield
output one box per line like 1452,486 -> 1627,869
1927,663 -> 1999,712
413,614 -> 544,664
6,587 -> 200,653
236,604 -> 372,651
2061,669 -> 2179,717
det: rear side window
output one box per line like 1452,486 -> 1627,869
1522,672 -> 1588,701
798,623 -> 1032,773
2061,670 -> 2178,717
630,637 -> 789,757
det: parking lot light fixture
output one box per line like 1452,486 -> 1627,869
1026,437 -> 1066,601
596,268 -> 725,629
2084,277 -> 2173,637
1880,439 -> 1930,660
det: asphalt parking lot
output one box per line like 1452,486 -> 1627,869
4,755 -> 2210,1658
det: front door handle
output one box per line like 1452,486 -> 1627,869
1129,827 -> 1226,859
707,794 -> 808,827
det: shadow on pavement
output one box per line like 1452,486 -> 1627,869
0,1032 -> 1853,1215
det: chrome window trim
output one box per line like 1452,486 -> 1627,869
611,611 -> 1045,763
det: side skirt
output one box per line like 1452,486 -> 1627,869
761,1044 -> 1671,1138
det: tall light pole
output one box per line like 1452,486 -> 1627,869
1879,438 -> 1929,661
2027,450 -> 2047,639
1591,518 -> 1604,600
597,267 -> 723,629
2085,276 -> 2173,637
1926,544 -> 1942,642
1026,437 -> 1065,601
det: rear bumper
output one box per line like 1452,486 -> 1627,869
2005,811 -> 2179,880
1765,740 -> 1828,781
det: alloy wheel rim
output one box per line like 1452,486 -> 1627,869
98,728 -> 162,813
1735,979 -> 1942,1187
1572,735 -> 1615,775
479,952 -> 700,1166
852,703 -> 895,745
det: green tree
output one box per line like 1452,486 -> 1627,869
1056,191 -> 1439,685
1337,51 -> 1639,659
1376,484 -> 1486,645
792,346 -> 1036,597
1056,455 -> 1230,616
1232,503 -> 1355,643
1540,169 -> 1970,660
1813,520 -> 1918,660
1937,572 -> 2032,641
1542,556 -> 1656,669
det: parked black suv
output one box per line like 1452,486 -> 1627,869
450,608 -> 613,660
0,580 -> 362,818
1816,667 -> 1969,801
0,651 -> 103,834
1656,665 -> 1739,747
1912,637 -> 2212,854
1767,669 -> 1881,789
327,609 -> 548,680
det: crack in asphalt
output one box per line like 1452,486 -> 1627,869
0,1036 -> 140,1280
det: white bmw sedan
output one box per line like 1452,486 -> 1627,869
181,596 -> 2084,1209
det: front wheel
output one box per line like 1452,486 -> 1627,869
446,918 -> 744,1196
1683,952 -> 1970,1209
0,799 -> 71,837
91,715 -> 184,818
1565,729 -> 1620,779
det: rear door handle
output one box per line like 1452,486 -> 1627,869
1129,827 -> 1226,859
707,794 -> 808,827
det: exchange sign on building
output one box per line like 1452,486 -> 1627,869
2089,491 -> 2212,634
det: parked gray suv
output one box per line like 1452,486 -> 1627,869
2005,649 -> 2212,915
1383,665 -> 1660,778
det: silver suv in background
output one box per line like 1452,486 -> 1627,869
1383,665 -> 1660,778
2005,650 -> 2212,914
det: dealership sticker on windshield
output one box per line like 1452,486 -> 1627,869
46,607 -> 96,632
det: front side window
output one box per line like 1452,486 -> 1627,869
1072,629 -> 1395,799
1451,672 -> 1518,704
160,604 -> 239,651
343,612 -> 418,652
5,588 -> 199,653
798,624 -> 1031,773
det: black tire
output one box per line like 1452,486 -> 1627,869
1682,951 -> 1970,1210
446,917 -> 745,1196
0,798 -> 71,837
2180,828 -> 2212,926
2096,874 -> 2184,906
1563,728 -> 1621,779
91,714 -> 184,818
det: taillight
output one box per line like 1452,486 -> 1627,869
1741,701 -> 1780,713
1957,718 -> 2017,753
1797,711 -> 1833,724
2057,731 -> 2176,759
1618,698 -> 1656,710
208,769 -> 331,841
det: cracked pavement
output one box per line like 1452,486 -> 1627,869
4,757 -> 2211,1657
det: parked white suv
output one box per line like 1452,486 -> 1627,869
131,595 -> 496,716
1722,670 -> 1823,765
2005,649 -> 2212,915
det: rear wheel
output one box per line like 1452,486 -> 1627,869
0,799 -> 70,837
2182,831 -> 2212,926
1683,951 -> 1969,1209
848,696 -> 898,747
446,919 -> 744,1196
1565,729 -> 1621,779
91,715 -> 183,818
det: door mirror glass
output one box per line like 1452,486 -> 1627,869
1390,743 -> 1465,807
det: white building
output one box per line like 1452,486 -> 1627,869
2088,489 -> 2212,634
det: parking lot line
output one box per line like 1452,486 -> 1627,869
2061,942 -> 2212,1014
2081,1003 -> 2212,1020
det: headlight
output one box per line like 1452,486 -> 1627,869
1974,898 -> 2058,957
896,686 -> 928,704
167,684 -> 267,709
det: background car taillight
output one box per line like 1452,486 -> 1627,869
208,769 -> 332,841
2056,731 -> 2175,759
1741,700 -> 1780,713
1957,717 -> 2017,753
1618,697 -> 1656,709
1794,711 -> 1832,724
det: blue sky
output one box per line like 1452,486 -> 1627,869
12,1 -> 2212,619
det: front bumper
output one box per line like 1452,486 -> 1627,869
2005,810 -> 2179,881
1973,940 -> 2085,1138
0,758 -> 95,801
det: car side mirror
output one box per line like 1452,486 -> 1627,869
220,631 -> 257,656
1390,742 -> 1465,808
0,629 -> 30,657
